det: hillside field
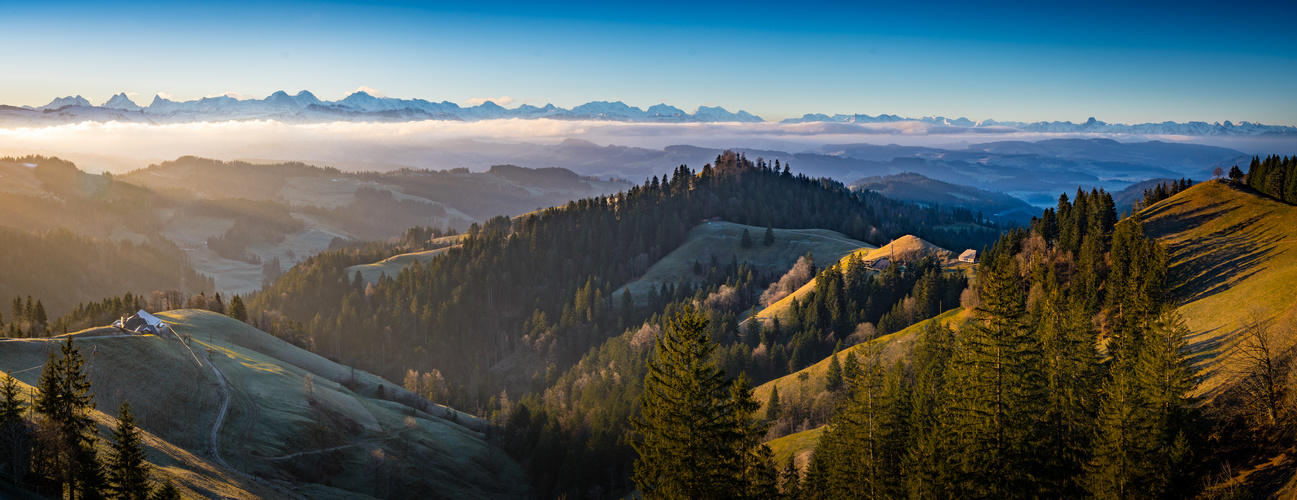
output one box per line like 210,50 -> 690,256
616,221 -> 874,306
0,310 -> 524,499
1143,180 -> 1297,402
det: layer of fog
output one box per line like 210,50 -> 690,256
1,119 -> 1292,176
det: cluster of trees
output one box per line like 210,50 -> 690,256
632,308 -> 776,499
1245,154 -> 1297,204
4,295 -> 50,338
1136,178 -> 1194,210
0,340 -> 181,499
791,196 -> 1199,498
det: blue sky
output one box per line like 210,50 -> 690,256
3,0 -> 1294,124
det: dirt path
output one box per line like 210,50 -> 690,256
200,350 -> 306,500
261,427 -> 413,461
202,352 -> 235,471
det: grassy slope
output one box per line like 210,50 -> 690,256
766,426 -> 824,471
344,245 -> 460,285
1142,180 -> 1297,402
751,308 -> 969,466
616,221 -> 874,306
0,310 -> 522,499
753,308 -> 969,420
752,235 -> 959,324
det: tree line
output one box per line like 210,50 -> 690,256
1244,154 -> 1297,204
1,339 -> 182,499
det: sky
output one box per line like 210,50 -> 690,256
2,0 -> 1295,125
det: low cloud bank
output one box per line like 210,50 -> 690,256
0,119 -> 1291,174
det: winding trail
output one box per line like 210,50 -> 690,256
198,348 -> 306,500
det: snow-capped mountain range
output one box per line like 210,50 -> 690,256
1,90 -> 1292,136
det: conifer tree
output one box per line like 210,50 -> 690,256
632,307 -> 754,499
228,295 -> 247,322
35,339 -> 100,500
904,322 -> 956,498
764,225 -> 775,247
729,374 -> 778,499
741,228 -> 753,249
0,373 -> 23,425
108,402 -> 152,500
945,253 -> 1046,497
1035,269 -> 1100,497
765,386 -> 781,423
824,348 -> 843,393
778,455 -> 801,499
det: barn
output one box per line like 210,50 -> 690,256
114,310 -> 169,336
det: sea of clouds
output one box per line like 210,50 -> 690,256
1,119 -> 1292,175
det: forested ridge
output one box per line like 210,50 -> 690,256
250,152 -> 1001,406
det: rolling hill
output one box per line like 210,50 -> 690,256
754,308 -> 970,465
0,310 -> 526,499
750,235 -> 959,325
1143,180 -> 1297,402
850,172 -> 1038,224
614,221 -> 874,307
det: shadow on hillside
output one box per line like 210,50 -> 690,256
1156,210 -> 1277,304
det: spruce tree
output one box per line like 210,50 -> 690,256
765,386 -> 781,423
0,373 -> 24,425
1035,270 -> 1100,497
632,307 -> 752,499
904,323 -> 956,499
35,339 -> 100,500
741,228 -> 754,249
730,375 -> 778,499
108,403 -> 152,500
824,348 -> 844,393
764,225 -> 775,247
944,253 -> 1046,497
228,295 -> 247,322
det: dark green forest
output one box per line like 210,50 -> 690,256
1244,154 -> 1297,204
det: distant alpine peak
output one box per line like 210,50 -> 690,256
2,90 -> 1294,135
35,95 -> 93,110
102,93 -> 142,111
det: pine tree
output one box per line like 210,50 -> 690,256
108,403 -> 152,500
35,339 -> 100,500
741,228 -> 754,249
730,374 -> 778,499
904,322 -> 956,499
765,386 -> 781,423
228,295 -> 247,322
806,352 -> 908,499
778,455 -> 801,498
1086,309 -> 1196,498
824,348 -> 844,393
0,373 -> 23,424
944,253 -> 1045,497
764,225 -> 775,247
632,307 -> 753,499
1035,269 -> 1100,497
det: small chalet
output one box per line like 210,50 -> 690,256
114,310 -> 169,336
869,258 -> 891,271
959,249 -> 978,263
